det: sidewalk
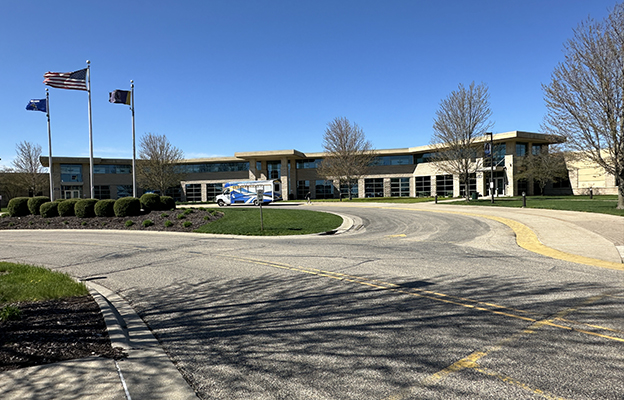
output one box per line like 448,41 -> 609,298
358,201 -> 624,267
0,282 -> 198,400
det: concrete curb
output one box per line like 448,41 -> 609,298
87,282 -> 198,400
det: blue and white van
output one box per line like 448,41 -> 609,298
215,180 -> 282,206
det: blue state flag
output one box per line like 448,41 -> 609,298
26,98 -> 47,112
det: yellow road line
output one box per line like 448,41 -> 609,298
320,203 -> 624,271
384,295 -> 607,400
220,255 -> 624,342
472,365 -> 569,400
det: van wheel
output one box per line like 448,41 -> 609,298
253,199 -> 260,206
217,199 -> 225,207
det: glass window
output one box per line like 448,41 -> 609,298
297,180 -> 310,199
60,164 -> 82,183
372,155 -> 414,166
94,164 -> 132,174
415,176 -> 431,197
517,179 -> 528,195
296,159 -> 323,169
94,185 -> 111,199
340,182 -> 359,198
116,185 -> 133,198
459,174 -> 477,197
436,175 -> 453,197
178,162 -> 249,173
315,180 -> 334,199
267,161 -> 281,179
532,144 -> 542,155
165,186 -> 182,202
206,183 -> 223,202
364,178 -> 384,197
485,144 -> 506,167
185,184 -> 202,202
415,153 -> 435,163
390,178 -> 410,197
516,143 -> 528,157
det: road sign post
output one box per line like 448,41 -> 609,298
257,189 -> 264,231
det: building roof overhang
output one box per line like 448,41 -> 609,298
234,149 -> 307,160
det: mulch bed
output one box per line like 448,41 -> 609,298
0,208 -> 221,232
0,296 -> 126,372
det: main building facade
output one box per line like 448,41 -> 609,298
37,131 -> 580,203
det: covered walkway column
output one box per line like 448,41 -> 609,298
280,157 -> 289,200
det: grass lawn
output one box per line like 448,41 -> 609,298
0,262 -> 88,305
451,195 -> 624,217
195,207 -> 343,236
0,262 -> 89,320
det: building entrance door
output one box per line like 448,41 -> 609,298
495,177 -> 505,196
64,190 -> 80,199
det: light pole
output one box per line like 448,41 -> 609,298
485,132 -> 494,203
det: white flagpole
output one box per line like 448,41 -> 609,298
87,60 -> 94,199
131,81 -> 137,198
46,89 -> 54,200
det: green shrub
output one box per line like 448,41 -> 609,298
183,221 -> 192,228
164,220 -> 173,227
40,202 -> 58,218
58,199 -> 79,217
160,196 -> 176,211
142,220 -> 154,227
75,199 -> 99,218
0,305 -> 22,321
140,193 -> 161,212
160,213 -> 169,218
7,197 -> 30,217
125,220 -> 134,227
28,196 -> 50,215
177,214 -> 186,219
94,199 -> 116,217
114,197 -> 141,217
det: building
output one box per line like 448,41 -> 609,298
32,131 -> 582,203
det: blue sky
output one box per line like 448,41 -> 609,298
0,0 -> 618,168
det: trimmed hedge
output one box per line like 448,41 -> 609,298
75,199 -> 99,218
58,199 -> 80,217
160,196 -> 176,211
7,197 -> 30,217
28,196 -> 50,215
140,193 -> 161,212
40,202 -> 59,218
94,199 -> 116,217
114,197 -> 141,217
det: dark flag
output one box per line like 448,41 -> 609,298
109,90 -> 131,105
43,69 -> 88,91
26,98 -> 47,112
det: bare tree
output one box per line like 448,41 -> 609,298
7,141 -> 48,197
317,117 -> 375,200
543,2 -> 624,208
515,145 -> 569,195
136,133 -> 186,195
431,82 -> 493,200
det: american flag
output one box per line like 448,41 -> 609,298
43,68 -> 88,91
